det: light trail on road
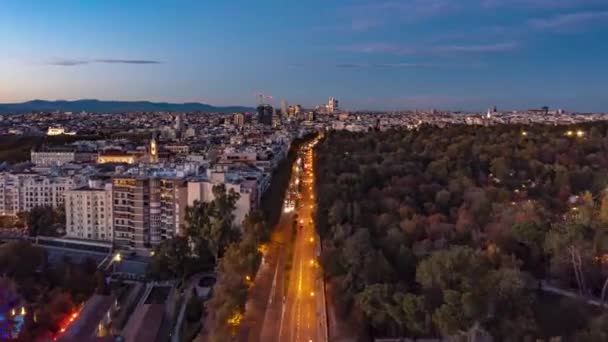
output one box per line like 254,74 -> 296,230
258,137 -> 327,342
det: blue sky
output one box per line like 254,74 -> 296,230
1,0 -> 607,111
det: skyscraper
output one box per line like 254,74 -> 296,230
234,113 -> 245,127
149,135 -> 159,163
281,100 -> 288,116
175,112 -> 184,139
328,97 -> 339,113
257,104 -> 274,126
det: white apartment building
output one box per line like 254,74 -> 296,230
31,150 -> 76,167
0,173 -> 21,216
65,184 -> 113,241
21,176 -> 74,211
0,173 -> 77,215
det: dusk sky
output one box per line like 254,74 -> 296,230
1,0 -> 607,111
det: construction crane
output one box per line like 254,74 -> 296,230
256,93 -> 273,106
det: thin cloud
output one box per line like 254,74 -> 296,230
434,42 -> 519,53
346,0 -> 455,31
47,58 -> 162,66
336,62 -> 444,68
529,11 -> 608,30
482,0 -> 606,8
291,62 -> 480,69
95,59 -> 162,64
337,43 -> 404,54
49,59 -> 90,66
339,0 -> 608,32
337,41 -> 519,55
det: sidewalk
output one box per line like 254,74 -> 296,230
237,214 -> 290,342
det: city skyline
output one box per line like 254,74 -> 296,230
1,0 -> 608,111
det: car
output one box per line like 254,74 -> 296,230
196,274 -> 217,299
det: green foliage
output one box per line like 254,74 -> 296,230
185,184 -> 241,261
0,241 -> 103,340
314,124 -> 608,339
23,205 -> 65,237
574,314 -> 608,342
147,236 -> 213,281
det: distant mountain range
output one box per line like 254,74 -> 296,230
0,99 -> 254,114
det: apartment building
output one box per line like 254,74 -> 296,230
158,178 -> 187,240
21,175 -> 74,211
112,176 -> 153,255
31,149 -> 97,167
0,173 -> 21,216
31,150 -> 76,167
112,176 -> 187,255
65,184 -> 113,241
0,173 -> 76,215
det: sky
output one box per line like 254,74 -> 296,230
1,0 -> 607,111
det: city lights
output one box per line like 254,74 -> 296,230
227,312 -> 243,326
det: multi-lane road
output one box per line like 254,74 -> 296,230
255,138 -> 328,342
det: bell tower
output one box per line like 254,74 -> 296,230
150,134 -> 159,163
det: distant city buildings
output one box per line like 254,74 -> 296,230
257,104 -> 274,126
47,126 -> 76,136
1,97 -> 604,256
233,112 -> 245,127
328,97 -> 339,114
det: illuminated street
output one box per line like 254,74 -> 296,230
257,137 -> 328,342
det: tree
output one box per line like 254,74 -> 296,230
544,220 -> 592,294
186,185 -> 241,261
575,314 -> 608,342
23,205 -> 64,237
598,191 -> 608,227
0,240 -> 47,282
147,236 -> 212,281
398,293 -> 432,336
205,243 -> 250,341
355,284 -> 403,335
490,157 -> 509,180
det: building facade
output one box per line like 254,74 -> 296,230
21,175 -> 74,211
112,177 -> 153,254
158,178 -> 187,240
111,176 -> 188,254
65,184 -> 113,241
31,150 -> 76,167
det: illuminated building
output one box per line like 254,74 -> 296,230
97,151 -> 137,164
149,137 -> 159,163
328,97 -> 339,113
46,126 -> 77,136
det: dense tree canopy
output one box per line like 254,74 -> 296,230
315,123 -> 608,339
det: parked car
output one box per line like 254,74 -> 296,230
195,274 -> 217,299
